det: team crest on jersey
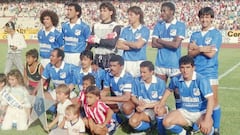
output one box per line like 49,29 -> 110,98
75,30 -> 81,36
193,88 -> 200,96
60,72 -> 66,79
151,91 -> 158,98
205,37 -> 212,45
135,33 -> 141,39
49,36 -> 55,43
170,29 -> 177,36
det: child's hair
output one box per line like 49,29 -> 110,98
0,73 -> 7,85
86,86 -> 100,97
56,84 -> 70,97
26,49 -> 39,61
65,104 -> 80,116
7,69 -> 25,86
83,74 -> 95,85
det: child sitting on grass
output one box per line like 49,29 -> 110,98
48,84 -> 72,133
85,86 -> 116,135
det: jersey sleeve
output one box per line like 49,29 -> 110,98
177,22 -> 186,39
198,77 -> 213,98
103,73 -> 110,88
152,22 -> 161,38
140,27 -> 150,42
123,74 -> 133,93
98,25 -> 122,49
42,64 -> 51,79
211,30 -> 222,50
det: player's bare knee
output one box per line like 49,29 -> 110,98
163,117 -> 171,127
129,115 -> 140,127
122,102 -> 134,114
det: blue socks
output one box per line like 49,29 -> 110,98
175,99 -> 181,109
213,105 -> 221,129
134,121 -> 150,131
156,116 -> 166,135
166,125 -> 186,135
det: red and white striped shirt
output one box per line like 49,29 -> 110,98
84,100 -> 111,124
78,90 -> 86,106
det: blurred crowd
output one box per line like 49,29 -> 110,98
0,0 -> 239,32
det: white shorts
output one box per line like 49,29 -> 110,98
124,60 -> 144,77
144,109 -> 155,121
155,66 -> 180,77
209,79 -> 219,85
178,109 -> 203,126
64,52 -> 80,66
49,89 -> 77,100
40,58 -> 50,68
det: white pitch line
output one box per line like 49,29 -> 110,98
219,61 -> 240,80
219,87 -> 239,90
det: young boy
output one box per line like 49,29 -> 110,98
24,49 -> 44,95
48,84 -> 72,132
85,86 -> 115,135
57,104 -> 85,135
0,73 -> 7,123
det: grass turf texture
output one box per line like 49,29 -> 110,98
0,44 -> 239,135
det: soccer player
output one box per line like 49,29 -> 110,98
188,7 -> 222,135
116,6 -> 150,77
152,1 -> 186,110
101,55 -> 133,118
38,9 -> 63,68
4,21 -> 27,75
127,61 -> 167,133
152,1 -> 186,81
62,2 -> 91,66
72,50 -> 105,90
87,2 -> 122,70
155,55 -> 214,135
42,48 -> 77,101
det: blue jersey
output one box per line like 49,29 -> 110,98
62,19 -> 91,53
104,70 -> 133,96
190,28 -> 222,79
38,28 -> 63,59
152,19 -> 186,68
72,67 -> 105,90
169,72 -> 213,112
42,62 -> 77,87
119,25 -> 150,61
133,75 -> 166,103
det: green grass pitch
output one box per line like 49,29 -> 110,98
0,44 -> 239,135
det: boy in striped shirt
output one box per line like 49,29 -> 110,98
84,86 -> 115,135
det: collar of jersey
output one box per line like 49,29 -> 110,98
200,26 -> 215,33
162,18 -> 177,25
128,24 -> 143,31
52,61 -> 65,70
80,67 -> 92,74
43,27 -> 56,32
179,71 -> 197,81
67,18 -> 81,25
140,75 -> 157,83
110,69 -> 125,78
